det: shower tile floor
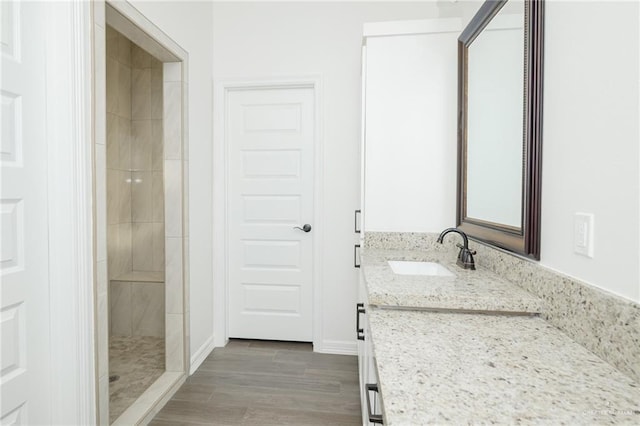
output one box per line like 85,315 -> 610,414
109,335 -> 165,423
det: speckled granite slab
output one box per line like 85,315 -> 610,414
368,309 -> 640,425
363,232 -> 458,252
365,232 -> 640,384
361,248 -> 545,314
473,241 -> 640,384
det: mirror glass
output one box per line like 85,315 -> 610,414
466,2 -> 524,228
457,0 -> 544,259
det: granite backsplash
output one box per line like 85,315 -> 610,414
363,232 -> 640,383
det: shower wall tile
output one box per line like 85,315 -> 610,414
95,25 -> 106,146
166,313 -> 184,372
94,0 -> 105,27
117,170 -> 132,223
183,160 -> 189,237
182,82 -> 189,161
118,223 -> 133,274
132,283 -> 165,337
152,223 -> 165,272
117,116 -> 131,170
97,259 -> 108,296
165,237 -> 183,314
151,120 -> 163,171
106,168 -> 118,225
132,171 -> 152,222
97,291 -> 108,376
106,113 -> 119,167
151,67 -> 163,120
132,44 -> 151,69
117,61 -> 131,118
132,69 -> 151,119
98,374 -> 109,426
132,120 -> 152,170
96,144 -> 107,262
97,260 -> 108,371
117,32 -> 131,67
183,237 -> 190,309
152,171 -> 164,222
106,57 -> 118,114
132,223 -> 154,271
163,82 -> 182,160
164,160 -> 183,238
106,25 -> 117,59
131,222 -> 165,273
110,281 -> 132,336
164,62 -> 182,82
107,224 -> 117,277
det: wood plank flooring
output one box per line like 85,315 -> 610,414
150,339 -> 362,426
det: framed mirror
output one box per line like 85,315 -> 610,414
457,0 -> 544,259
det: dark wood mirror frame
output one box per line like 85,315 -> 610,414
457,0 -> 544,260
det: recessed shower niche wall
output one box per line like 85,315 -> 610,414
105,25 -> 165,421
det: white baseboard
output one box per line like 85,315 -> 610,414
189,335 -> 216,374
315,339 -> 357,355
213,332 -> 228,348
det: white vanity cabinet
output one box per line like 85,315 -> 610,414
357,271 -> 383,425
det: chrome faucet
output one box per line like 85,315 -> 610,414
437,228 -> 476,270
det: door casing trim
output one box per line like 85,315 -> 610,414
45,1 -> 95,423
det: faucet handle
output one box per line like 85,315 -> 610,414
456,243 -> 476,255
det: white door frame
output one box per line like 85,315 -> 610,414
213,76 -> 324,350
43,1 -> 96,424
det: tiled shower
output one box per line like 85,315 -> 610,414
105,25 -> 165,422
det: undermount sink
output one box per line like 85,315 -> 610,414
388,260 -> 455,277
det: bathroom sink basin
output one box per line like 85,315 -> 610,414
388,260 -> 454,277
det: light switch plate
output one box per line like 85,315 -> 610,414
574,213 -> 594,258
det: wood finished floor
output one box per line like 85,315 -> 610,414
150,339 -> 362,426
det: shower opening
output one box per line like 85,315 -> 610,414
105,25 -> 166,422
94,3 -> 189,424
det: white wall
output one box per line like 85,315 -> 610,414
212,2 -> 445,351
129,1 -> 215,367
540,1 -> 639,302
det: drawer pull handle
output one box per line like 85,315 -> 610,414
366,383 -> 383,424
356,303 -> 365,341
354,244 -> 361,268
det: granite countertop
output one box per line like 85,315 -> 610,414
362,248 -> 545,313
368,308 -> 640,425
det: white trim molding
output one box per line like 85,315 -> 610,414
190,335 -> 216,374
45,0 -> 96,424
315,340 -> 357,356
213,75 -> 324,350
362,17 -> 462,38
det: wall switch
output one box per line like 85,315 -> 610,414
574,213 -> 594,258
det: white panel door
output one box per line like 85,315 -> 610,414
228,87 -> 314,341
1,2 -> 52,423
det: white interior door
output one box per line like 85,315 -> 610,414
1,1 -> 52,424
228,86 -> 314,342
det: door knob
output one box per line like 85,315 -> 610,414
294,224 -> 312,232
